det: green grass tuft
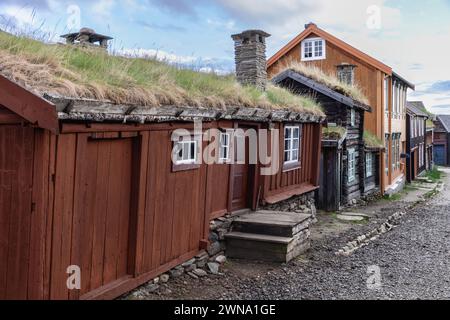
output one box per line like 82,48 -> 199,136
363,131 -> 384,149
426,167 -> 443,182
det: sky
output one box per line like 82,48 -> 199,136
1,0 -> 450,114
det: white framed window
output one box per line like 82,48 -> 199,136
301,38 -> 326,61
410,118 -> 415,138
384,77 -> 390,113
348,148 -> 356,183
366,153 -> 373,178
219,132 -> 231,161
284,126 -> 301,164
385,134 -> 390,174
174,139 -> 198,165
392,82 -> 397,118
415,118 -> 418,137
419,143 -> 424,167
350,109 -> 356,127
391,134 -> 396,171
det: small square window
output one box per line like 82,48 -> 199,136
174,139 -> 197,165
284,125 -> 302,165
301,38 -> 326,61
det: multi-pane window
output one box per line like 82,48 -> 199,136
174,139 -> 197,164
302,38 -> 326,61
384,77 -> 390,113
303,41 -> 313,59
391,133 -> 401,170
219,132 -> 231,161
314,40 -> 323,57
393,82 -> 397,117
385,134 -> 390,174
348,148 -> 356,183
419,143 -> 424,167
366,153 -> 373,178
284,126 -> 301,164
392,134 -> 396,171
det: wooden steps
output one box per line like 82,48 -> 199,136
225,211 -> 312,263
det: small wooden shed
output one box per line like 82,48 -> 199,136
0,73 -> 324,299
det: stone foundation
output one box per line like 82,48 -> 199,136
262,191 -> 317,221
137,193 -> 316,295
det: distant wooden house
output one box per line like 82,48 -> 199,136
273,65 -> 381,211
0,30 -> 324,300
426,119 -> 434,170
433,115 -> 450,166
267,23 -> 415,196
406,101 -> 429,181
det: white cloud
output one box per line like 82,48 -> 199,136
92,0 -> 116,19
118,48 -> 198,64
207,18 -> 236,31
1,5 -> 37,27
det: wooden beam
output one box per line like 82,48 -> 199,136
61,121 -> 214,133
0,75 -> 58,133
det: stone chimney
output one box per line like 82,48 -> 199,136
232,30 -> 271,91
336,63 -> 357,85
61,28 -> 113,50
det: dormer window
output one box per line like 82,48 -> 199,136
301,38 -> 326,61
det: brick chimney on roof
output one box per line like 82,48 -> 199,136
232,30 -> 271,91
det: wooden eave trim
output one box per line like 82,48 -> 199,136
267,26 -> 392,75
0,75 -> 59,133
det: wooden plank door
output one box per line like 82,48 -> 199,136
73,136 -> 135,297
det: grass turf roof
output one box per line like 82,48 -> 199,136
0,31 -> 323,117
322,126 -> 347,141
363,130 -> 384,149
276,61 -> 370,105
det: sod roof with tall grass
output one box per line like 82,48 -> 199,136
276,62 -> 370,105
0,31 -> 323,117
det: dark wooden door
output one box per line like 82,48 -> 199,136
231,128 -> 253,211
434,145 -> 445,166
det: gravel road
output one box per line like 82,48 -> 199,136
131,168 -> 450,300
218,168 -> 450,300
